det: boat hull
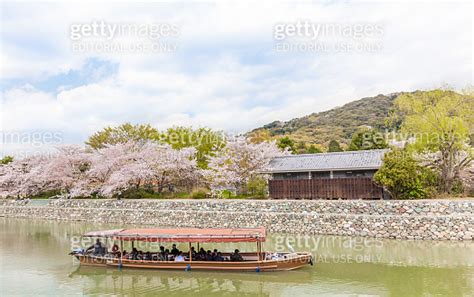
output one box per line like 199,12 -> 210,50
75,253 -> 312,272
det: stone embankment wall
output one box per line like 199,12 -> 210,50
1,199 -> 473,241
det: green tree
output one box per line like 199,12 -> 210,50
295,141 -> 307,154
160,126 -> 226,168
374,149 -> 437,199
0,155 -> 14,165
328,140 -> 343,152
86,123 -> 160,149
277,137 -> 295,153
246,176 -> 267,198
348,128 -> 388,151
391,89 -> 474,193
248,129 -> 272,143
307,145 -> 322,154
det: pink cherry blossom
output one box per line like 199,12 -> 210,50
0,137 -> 284,199
205,137 -> 287,192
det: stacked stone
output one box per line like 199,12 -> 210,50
1,198 -> 473,241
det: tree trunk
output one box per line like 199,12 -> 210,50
439,144 -> 463,194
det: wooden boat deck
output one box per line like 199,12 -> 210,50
76,252 -> 312,272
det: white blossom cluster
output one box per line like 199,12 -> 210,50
0,137 -> 286,198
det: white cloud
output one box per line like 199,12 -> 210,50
0,1 -> 472,156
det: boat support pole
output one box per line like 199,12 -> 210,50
189,242 -> 192,262
257,242 -> 261,261
119,239 -> 123,269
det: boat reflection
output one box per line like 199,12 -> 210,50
69,259 -> 473,297
69,265 -> 314,296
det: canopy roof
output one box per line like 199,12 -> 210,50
83,227 -> 266,243
262,149 -> 387,173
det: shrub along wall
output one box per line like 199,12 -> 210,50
1,199 -> 472,241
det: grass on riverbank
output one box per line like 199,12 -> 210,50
26,188 -> 267,200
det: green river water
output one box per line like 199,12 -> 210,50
0,218 -> 473,296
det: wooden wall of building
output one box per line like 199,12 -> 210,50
268,177 -> 383,199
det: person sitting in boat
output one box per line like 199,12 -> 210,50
197,247 -> 206,260
130,248 -> 139,260
164,249 -> 170,261
86,239 -> 104,255
190,246 -> 197,258
158,246 -> 166,260
192,249 -> 201,260
230,249 -> 243,262
211,249 -> 218,260
111,244 -> 120,257
174,251 -> 185,262
144,251 -> 152,261
205,250 -> 213,261
171,244 -> 180,256
214,252 -> 224,261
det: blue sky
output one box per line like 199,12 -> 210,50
1,58 -> 119,93
0,1 -> 472,156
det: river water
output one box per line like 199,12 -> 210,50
0,218 -> 473,296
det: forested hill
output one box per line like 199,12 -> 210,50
248,93 -> 401,149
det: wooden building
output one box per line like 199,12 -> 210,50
262,150 -> 387,200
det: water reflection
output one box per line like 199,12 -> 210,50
1,218 -> 473,296
267,234 -> 474,268
66,260 -> 473,296
69,266 -> 314,296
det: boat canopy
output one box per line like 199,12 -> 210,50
83,227 -> 266,243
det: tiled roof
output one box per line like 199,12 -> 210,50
263,149 -> 387,173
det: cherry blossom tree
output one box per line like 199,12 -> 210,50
0,146 -> 92,198
205,137 -> 287,194
0,137 -> 284,199
42,146 -> 92,196
0,155 -> 51,198
98,142 -> 154,197
141,144 -> 199,194
91,142 -> 199,197
82,142 -> 141,197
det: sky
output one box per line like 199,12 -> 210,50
0,0 -> 472,157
